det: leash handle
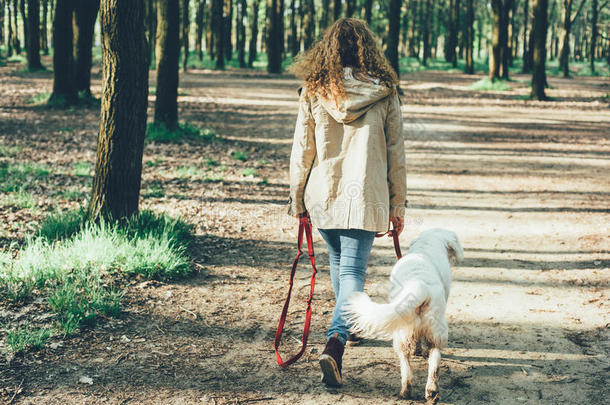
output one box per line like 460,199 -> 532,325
375,224 -> 402,259
274,213 -> 317,367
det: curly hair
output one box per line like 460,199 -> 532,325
289,18 -> 398,101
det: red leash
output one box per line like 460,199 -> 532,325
274,213 -> 402,367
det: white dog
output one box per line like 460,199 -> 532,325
343,228 -> 463,403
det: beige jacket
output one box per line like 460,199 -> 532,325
288,67 -> 407,232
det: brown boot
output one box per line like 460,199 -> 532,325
346,333 -> 363,347
319,333 -> 344,386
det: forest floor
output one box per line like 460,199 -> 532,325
0,59 -> 609,404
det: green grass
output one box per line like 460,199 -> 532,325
470,77 -> 512,91
147,122 -> 217,143
398,56 -> 489,74
141,181 -> 165,198
258,159 -> 269,166
231,150 -> 248,162
26,91 -> 51,105
243,168 -> 258,177
0,144 -> 22,157
1,209 -> 193,342
145,157 -> 165,167
0,162 -> 50,192
57,187 -> 87,201
73,162 -> 92,177
3,323 -> 52,353
1,189 -> 36,209
175,165 -> 204,179
204,158 -> 220,167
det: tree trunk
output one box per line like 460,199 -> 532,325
26,0 -> 42,69
236,0 -> 246,67
301,0 -> 314,51
289,0 -> 297,55
364,0 -> 372,24
146,0 -> 157,64
224,0 -> 232,60
7,0 -> 13,56
407,0 -> 417,57
41,0 -> 49,55
0,0 -> 4,58
12,0 -> 20,54
50,0 -> 78,106
465,0 -> 474,74
589,0 -> 597,72
74,0 -> 100,98
446,0 -> 459,66
386,0 -> 400,74
345,0 -> 355,17
522,0 -> 530,72
212,0 -> 223,67
530,0 -> 548,100
422,0 -> 431,66
559,0 -> 586,77
181,0 -> 189,70
266,0 -> 281,73
19,0 -> 27,55
154,0 -> 180,129
247,0 -> 259,67
320,0 -> 330,29
333,0 -> 341,21
195,0 -> 204,60
490,0 -> 502,80
89,0 -> 149,221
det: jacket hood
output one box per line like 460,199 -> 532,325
317,67 -> 393,124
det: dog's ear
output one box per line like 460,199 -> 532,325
444,234 -> 464,265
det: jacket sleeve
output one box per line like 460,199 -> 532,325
288,89 -> 316,216
384,91 -> 407,218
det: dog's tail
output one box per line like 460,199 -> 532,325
342,281 -> 429,341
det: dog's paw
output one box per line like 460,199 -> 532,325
399,382 -> 413,399
425,388 -> 440,404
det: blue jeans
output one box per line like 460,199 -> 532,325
318,228 -> 376,345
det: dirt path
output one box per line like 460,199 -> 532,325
0,63 -> 609,404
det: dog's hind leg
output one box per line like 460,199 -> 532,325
393,329 -> 417,399
425,346 -> 441,403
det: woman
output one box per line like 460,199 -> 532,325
288,18 -> 407,387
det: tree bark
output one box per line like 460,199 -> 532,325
522,0 -> 530,72
559,0 -> 586,77
345,0 -> 355,17
26,0 -> 43,69
265,0 -> 282,73
0,0 -> 4,58
301,0 -> 314,51
247,0 -> 259,67
589,0 -> 598,72
446,0 -> 459,66
236,0 -> 246,66
211,0 -> 223,67
364,0 -> 372,24
333,0 -> 341,21
74,0 -> 100,98
465,0 -> 474,74
386,0 -> 400,74
224,0 -> 232,60
50,0 -> 78,106
289,0 -> 297,55
41,0 -> 49,55
154,0 -> 180,129
490,0 -> 513,80
181,0 -> 189,70
195,0 -> 204,60
89,0 -> 149,221
530,0 -> 548,100
7,0 -> 13,56
320,0 -> 330,29
12,0 -> 20,54
421,0 -> 431,66
19,0 -> 27,55
145,0 -> 157,64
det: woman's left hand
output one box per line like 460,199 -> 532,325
390,216 -> 404,236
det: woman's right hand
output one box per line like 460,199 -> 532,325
390,216 -> 404,236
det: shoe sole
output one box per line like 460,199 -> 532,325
345,339 -> 362,347
319,354 -> 342,386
